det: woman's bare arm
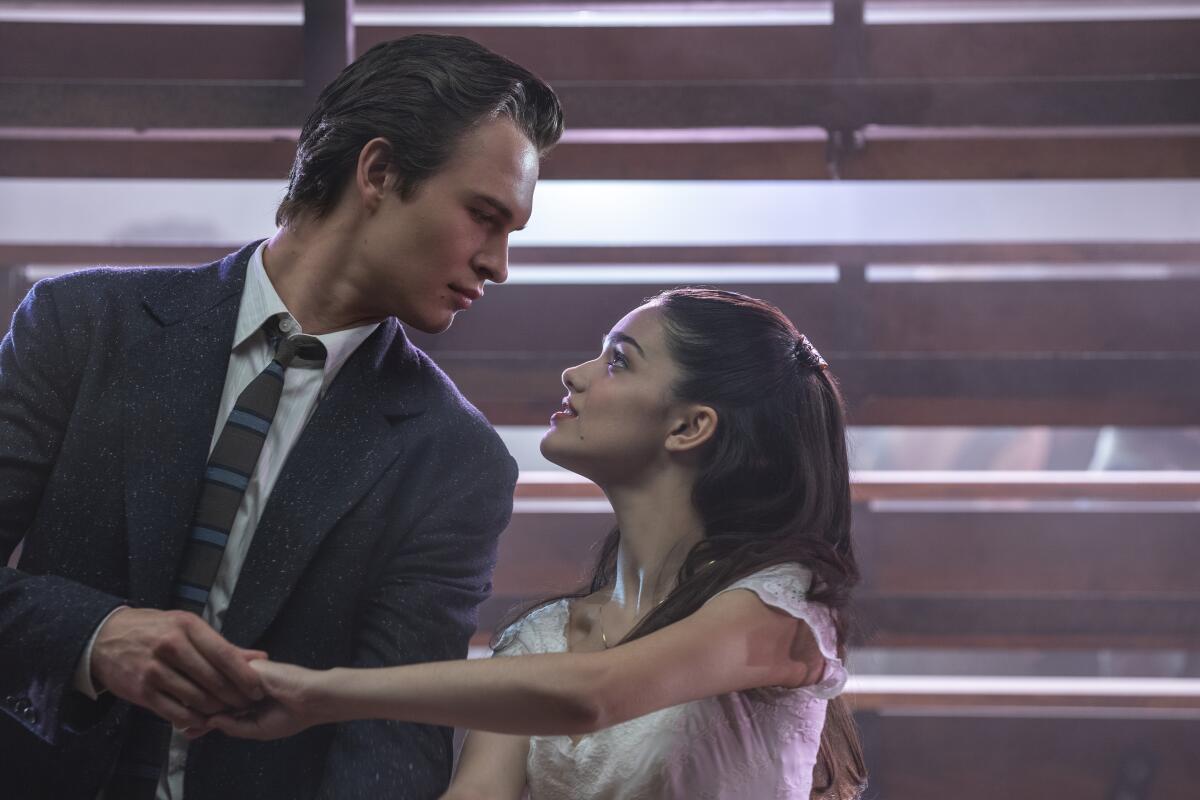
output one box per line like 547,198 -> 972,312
206,588 -> 825,740
439,731 -> 529,800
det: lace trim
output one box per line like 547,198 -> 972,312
493,600 -> 569,657
715,563 -> 848,698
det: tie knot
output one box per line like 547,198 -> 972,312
265,315 -> 327,369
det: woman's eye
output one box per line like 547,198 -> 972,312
606,351 -> 628,370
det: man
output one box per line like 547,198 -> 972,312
0,34 -> 562,799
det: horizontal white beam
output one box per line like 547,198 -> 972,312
0,2 -> 834,27
3,179 -> 1199,248
4,2 -> 1198,26
849,674 -> 1200,697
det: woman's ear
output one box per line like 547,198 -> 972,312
355,137 -> 395,212
665,404 -> 718,453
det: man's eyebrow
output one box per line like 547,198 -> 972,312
604,332 -> 646,359
474,193 -> 526,231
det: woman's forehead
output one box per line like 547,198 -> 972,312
612,303 -> 662,336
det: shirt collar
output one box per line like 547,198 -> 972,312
234,240 -> 381,389
233,240 -> 289,349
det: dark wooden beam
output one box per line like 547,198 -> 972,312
0,80 -> 307,128
6,131 -> 1200,180
484,507 -> 1200,648
515,476 -> 1200,505
493,509 -> 1200,597
438,353 -> 1200,426
550,76 -> 1200,129
411,280 -> 1200,356
478,591 -> 1200,649
865,715 -> 1199,800
854,594 -> 1200,649
5,73 -> 1197,129
6,19 -> 1200,83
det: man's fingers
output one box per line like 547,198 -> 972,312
151,691 -> 207,731
163,634 -> 253,710
150,664 -> 225,716
182,618 -> 265,703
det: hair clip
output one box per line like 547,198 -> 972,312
793,334 -> 829,372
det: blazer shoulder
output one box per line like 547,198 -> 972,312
30,261 -> 221,315
403,340 -> 513,458
25,244 -> 255,332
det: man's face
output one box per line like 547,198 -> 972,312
358,116 -> 539,333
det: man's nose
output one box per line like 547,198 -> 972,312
475,239 -> 509,285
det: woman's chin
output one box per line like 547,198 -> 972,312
538,434 -> 590,477
538,429 -> 568,465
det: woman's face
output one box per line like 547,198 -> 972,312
540,303 -> 684,486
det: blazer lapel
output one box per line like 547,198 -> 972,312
220,319 -> 426,648
123,244 -> 256,607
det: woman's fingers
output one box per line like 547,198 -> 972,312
206,713 -> 258,738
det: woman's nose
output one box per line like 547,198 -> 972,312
562,362 -> 585,392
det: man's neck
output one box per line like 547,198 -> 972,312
262,225 -> 386,335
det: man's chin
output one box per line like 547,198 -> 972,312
405,313 -> 455,335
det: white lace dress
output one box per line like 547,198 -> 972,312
492,563 -> 848,800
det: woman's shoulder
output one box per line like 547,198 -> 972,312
712,562 -> 848,696
719,561 -> 815,605
491,598 -> 570,656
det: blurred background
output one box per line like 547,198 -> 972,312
2,1 -> 1199,796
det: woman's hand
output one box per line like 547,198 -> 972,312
194,659 -> 328,741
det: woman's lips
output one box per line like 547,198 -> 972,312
550,397 -> 578,423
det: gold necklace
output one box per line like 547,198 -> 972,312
597,594 -> 666,649
599,603 -> 611,649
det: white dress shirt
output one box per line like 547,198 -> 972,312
76,241 -> 379,799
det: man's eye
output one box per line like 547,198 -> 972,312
470,208 -> 495,225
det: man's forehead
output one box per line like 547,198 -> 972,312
449,120 -> 539,219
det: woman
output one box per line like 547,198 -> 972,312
204,288 -> 867,799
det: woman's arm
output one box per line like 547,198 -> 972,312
439,731 -> 529,800
206,588 -> 825,739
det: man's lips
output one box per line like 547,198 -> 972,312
449,285 -> 482,310
451,285 -> 483,301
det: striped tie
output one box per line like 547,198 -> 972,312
108,314 -> 326,799
172,315 -> 326,613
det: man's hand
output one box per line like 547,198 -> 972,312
91,607 -> 266,729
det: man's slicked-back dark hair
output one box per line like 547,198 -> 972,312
275,33 -> 563,227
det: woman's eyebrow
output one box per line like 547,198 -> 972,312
604,332 -> 647,359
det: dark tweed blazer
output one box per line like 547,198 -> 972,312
0,242 -> 517,799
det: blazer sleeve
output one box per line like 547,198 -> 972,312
0,280 -> 125,744
315,425 -> 518,799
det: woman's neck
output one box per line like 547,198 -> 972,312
604,470 -> 704,620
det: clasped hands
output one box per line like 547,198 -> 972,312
92,607 -> 320,740
92,606 -> 267,732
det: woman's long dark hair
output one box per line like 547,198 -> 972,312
496,288 -> 866,797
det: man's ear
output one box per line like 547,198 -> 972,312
355,137 -> 396,212
665,404 -> 718,453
